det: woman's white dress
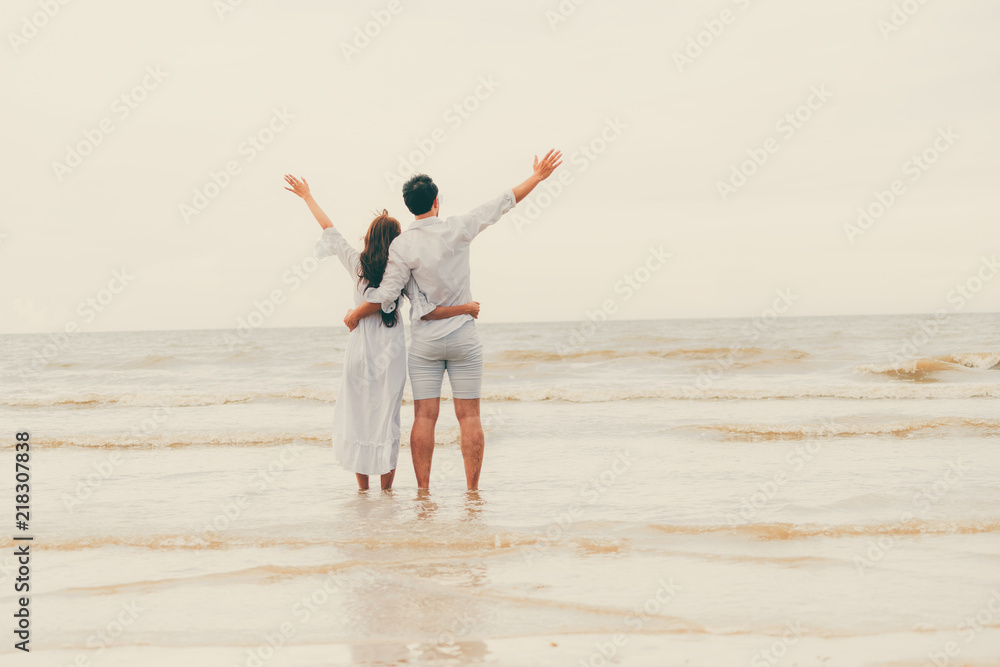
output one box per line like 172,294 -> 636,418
315,226 -> 433,475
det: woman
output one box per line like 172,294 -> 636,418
284,175 -> 479,491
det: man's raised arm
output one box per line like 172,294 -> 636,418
512,149 -> 563,203
457,149 -> 563,241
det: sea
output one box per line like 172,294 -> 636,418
1,313 -> 999,666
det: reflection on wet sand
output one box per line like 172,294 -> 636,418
463,490 -> 487,523
414,489 -> 439,521
339,491 -> 492,664
349,639 -> 490,666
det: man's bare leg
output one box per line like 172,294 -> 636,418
411,398 -> 440,489
380,468 -> 395,491
454,398 -> 485,490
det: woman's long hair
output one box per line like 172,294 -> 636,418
357,210 -> 402,328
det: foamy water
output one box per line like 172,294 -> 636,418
2,314 -> 999,666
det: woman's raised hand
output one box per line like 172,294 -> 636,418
284,174 -> 311,198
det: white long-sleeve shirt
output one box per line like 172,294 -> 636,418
315,225 -> 434,319
365,189 -> 517,341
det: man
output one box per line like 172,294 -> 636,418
346,149 -> 563,490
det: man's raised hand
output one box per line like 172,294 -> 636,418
533,150 -> 563,181
513,149 -> 564,203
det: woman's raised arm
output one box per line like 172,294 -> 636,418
284,174 -> 334,230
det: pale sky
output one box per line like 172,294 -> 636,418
2,0 -> 998,333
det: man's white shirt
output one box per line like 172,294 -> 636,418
365,189 -> 516,341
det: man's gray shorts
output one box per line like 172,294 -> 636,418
408,320 -> 484,400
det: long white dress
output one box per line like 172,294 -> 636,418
315,226 -> 433,475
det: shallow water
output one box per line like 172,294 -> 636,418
2,314 -> 999,665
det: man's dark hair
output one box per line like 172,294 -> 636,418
402,174 -> 439,216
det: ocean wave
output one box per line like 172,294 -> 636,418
8,382 -> 1000,408
15,427 -> 468,450
2,389 -> 337,408
857,353 -> 1000,379
6,519 -> 996,554
0,529 -> 550,553
493,347 -> 809,364
115,354 -> 186,370
695,417 -> 1000,439
0,534 -> 338,552
667,347 -> 809,361
647,518 -> 1000,540
475,384 -> 1000,402
29,351 -> 272,372
33,432 -> 331,449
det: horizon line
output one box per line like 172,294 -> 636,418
3,309 -> 997,337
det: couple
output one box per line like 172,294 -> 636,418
284,149 -> 563,492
